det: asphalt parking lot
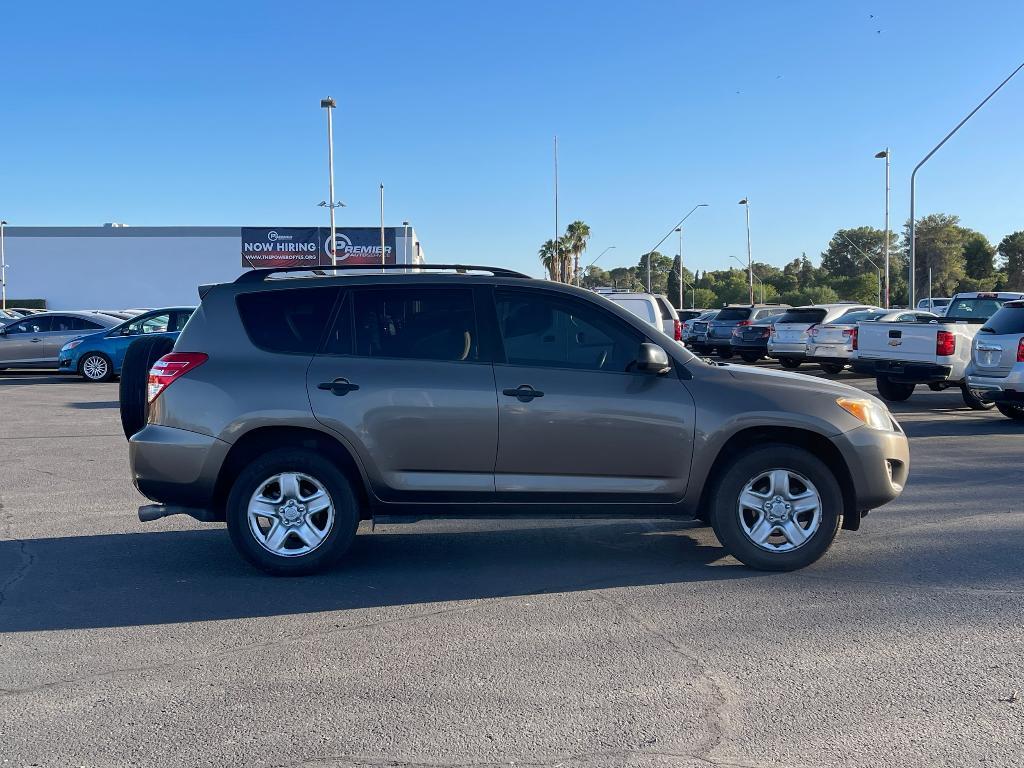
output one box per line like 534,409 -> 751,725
1,364 -> 1021,768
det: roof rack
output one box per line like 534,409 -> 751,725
235,263 -> 531,284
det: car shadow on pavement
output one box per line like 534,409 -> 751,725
66,400 -> 120,409
0,520 -> 761,632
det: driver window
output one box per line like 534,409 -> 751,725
495,289 -> 642,373
126,314 -> 170,335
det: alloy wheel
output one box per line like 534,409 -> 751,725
82,355 -> 109,381
736,468 -> 822,552
247,472 -> 335,557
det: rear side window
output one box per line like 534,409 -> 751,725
349,287 -> 479,362
655,298 -> 675,320
980,303 -> 1024,335
836,310 -> 886,324
71,317 -> 105,330
777,308 -> 826,324
945,298 -> 1005,321
237,287 -> 338,353
714,308 -> 751,322
6,317 -> 52,334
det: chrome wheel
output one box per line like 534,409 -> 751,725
82,355 -> 109,381
737,468 -> 822,552
247,472 -> 335,558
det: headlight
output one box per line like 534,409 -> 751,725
62,339 -> 84,352
836,397 -> 892,431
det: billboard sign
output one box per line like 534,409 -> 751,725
242,227 -> 397,267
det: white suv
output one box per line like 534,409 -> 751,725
769,304 -> 879,369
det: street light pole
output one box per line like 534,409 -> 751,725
738,198 -> 752,304
644,204 -> 708,293
729,254 -> 763,303
839,232 -> 884,307
320,98 -> 338,266
584,245 -> 616,280
676,227 -> 683,309
909,60 -> 1024,308
874,149 -> 890,308
0,220 -> 7,310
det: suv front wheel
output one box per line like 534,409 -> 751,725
710,444 -> 842,571
226,449 -> 360,575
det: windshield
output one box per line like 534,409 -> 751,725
714,308 -> 751,322
945,298 -> 1006,322
777,308 -> 827,324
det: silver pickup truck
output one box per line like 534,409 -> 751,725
853,291 -> 1024,408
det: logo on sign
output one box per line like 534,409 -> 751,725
326,233 -> 352,261
267,230 -> 293,242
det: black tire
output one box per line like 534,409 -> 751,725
927,382 -> 945,392
717,348 -> 733,359
875,377 -> 915,402
996,402 -> 1024,421
740,353 -> 761,363
118,336 -> 175,439
710,444 -> 842,571
779,357 -> 801,370
226,448 -> 360,576
819,363 -> 844,375
961,385 -> 995,411
79,352 -> 114,382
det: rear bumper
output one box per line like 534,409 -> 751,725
808,344 -> 854,363
834,424 -> 910,512
766,347 -> 808,360
730,339 -> 769,352
129,424 -> 230,516
853,359 -> 952,384
966,374 -> 1024,403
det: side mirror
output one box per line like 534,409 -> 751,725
635,342 -> 671,375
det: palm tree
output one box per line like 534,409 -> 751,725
538,239 -> 559,281
565,221 -> 591,285
558,234 -> 574,282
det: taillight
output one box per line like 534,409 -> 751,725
841,327 -> 854,337
851,326 -> 859,350
761,327 -> 771,338
673,319 -> 682,341
807,324 -> 819,337
147,353 -> 208,403
936,330 -> 956,357
737,320 -> 752,327
1017,337 -> 1024,362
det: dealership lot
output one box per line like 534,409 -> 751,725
0,367 -> 1022,768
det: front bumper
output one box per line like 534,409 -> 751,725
129,424 -> 231,515
853,358 -> 952,384
58,355 -> 76,371
834,423 -> 910,512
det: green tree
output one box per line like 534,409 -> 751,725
904,213 -> 968,298
821,227 -> 889,281
998,230 -> 1024,290
609,266 -> 641,290
538,239 -> 559,281
962,230 -> 996,281
689,288 -> 717,309
581,265 -> 611,288
564,220 -> 591,285
637,251 -> 674,295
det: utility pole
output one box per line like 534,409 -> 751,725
676,227 -> 683,309
379,183 -> 385,268
739,198 -> 753,304
554,135 -> 560,282
875,148 -> 890,308
320,98 -> 338,266
0,220 -> 7,310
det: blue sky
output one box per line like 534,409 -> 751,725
2,1 -> 1022,278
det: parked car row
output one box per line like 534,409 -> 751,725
0,307 -> 195,380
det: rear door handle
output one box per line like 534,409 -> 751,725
502,384 -> 544,402
30,338 -> 42,343
318,377 -> 360,396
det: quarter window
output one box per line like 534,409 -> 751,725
496,290 -> 643,373
237,287 -> 338,354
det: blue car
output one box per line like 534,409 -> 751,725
59,307 -> 196,381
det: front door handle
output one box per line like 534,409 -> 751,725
30,338 -> 42,343
502,384 -> 544,402
318,377 -> 360,396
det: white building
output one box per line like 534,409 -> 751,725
3,224 -> 425,309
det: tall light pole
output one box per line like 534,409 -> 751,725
729,255 -> 764,303
320,97 -> 339,266
839,232 -> 883,307
909,60 -> 1024,307
402,220 -> 410,265
0,220 -> 7,310
738,198 -> 753,304
644,203 -> 708,292
675,227 -> 684,309
553,135 -> 560,282
874,149 -> 890,308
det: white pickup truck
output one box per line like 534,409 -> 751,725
853,291 -> 1024,408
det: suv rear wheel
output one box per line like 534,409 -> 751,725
961,385 -> 995,411
875,377 -> 914,402
226,448 -> 359,576
779,357 -> 801,369
996,402 -> 1024,421
710,444 -> 842,571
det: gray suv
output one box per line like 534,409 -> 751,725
127,265 -> 909,574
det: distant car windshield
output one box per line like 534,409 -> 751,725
611,298 -> 657,324
715,308 -> 751,322
945,298 -> 1006,322
836,310 -> 887,324
777,308 -> 827,324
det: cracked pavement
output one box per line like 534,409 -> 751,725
0,368 -> 1022,767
